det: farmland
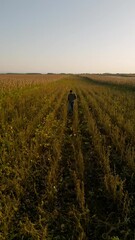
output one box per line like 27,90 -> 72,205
0,74 -> 135,240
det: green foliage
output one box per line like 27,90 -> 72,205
111,237 -> 120,240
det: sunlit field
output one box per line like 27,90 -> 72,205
1,74 -> 135,240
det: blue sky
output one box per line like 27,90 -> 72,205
0,0 -> 135,73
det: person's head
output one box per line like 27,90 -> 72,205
70,90 -> 72,93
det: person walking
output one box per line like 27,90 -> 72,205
68,90 -> 76,113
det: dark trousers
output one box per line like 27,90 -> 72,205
68,101 -> 74,113
70,101 -> 74,111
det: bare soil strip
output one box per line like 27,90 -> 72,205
49,115 -> 78,239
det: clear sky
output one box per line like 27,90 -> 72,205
0,0 -> 135,73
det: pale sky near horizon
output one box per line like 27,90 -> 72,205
0,0 -> 135,73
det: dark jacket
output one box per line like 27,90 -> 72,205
68,93 -> 76,103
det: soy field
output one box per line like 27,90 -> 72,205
1,74 -> 135,240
